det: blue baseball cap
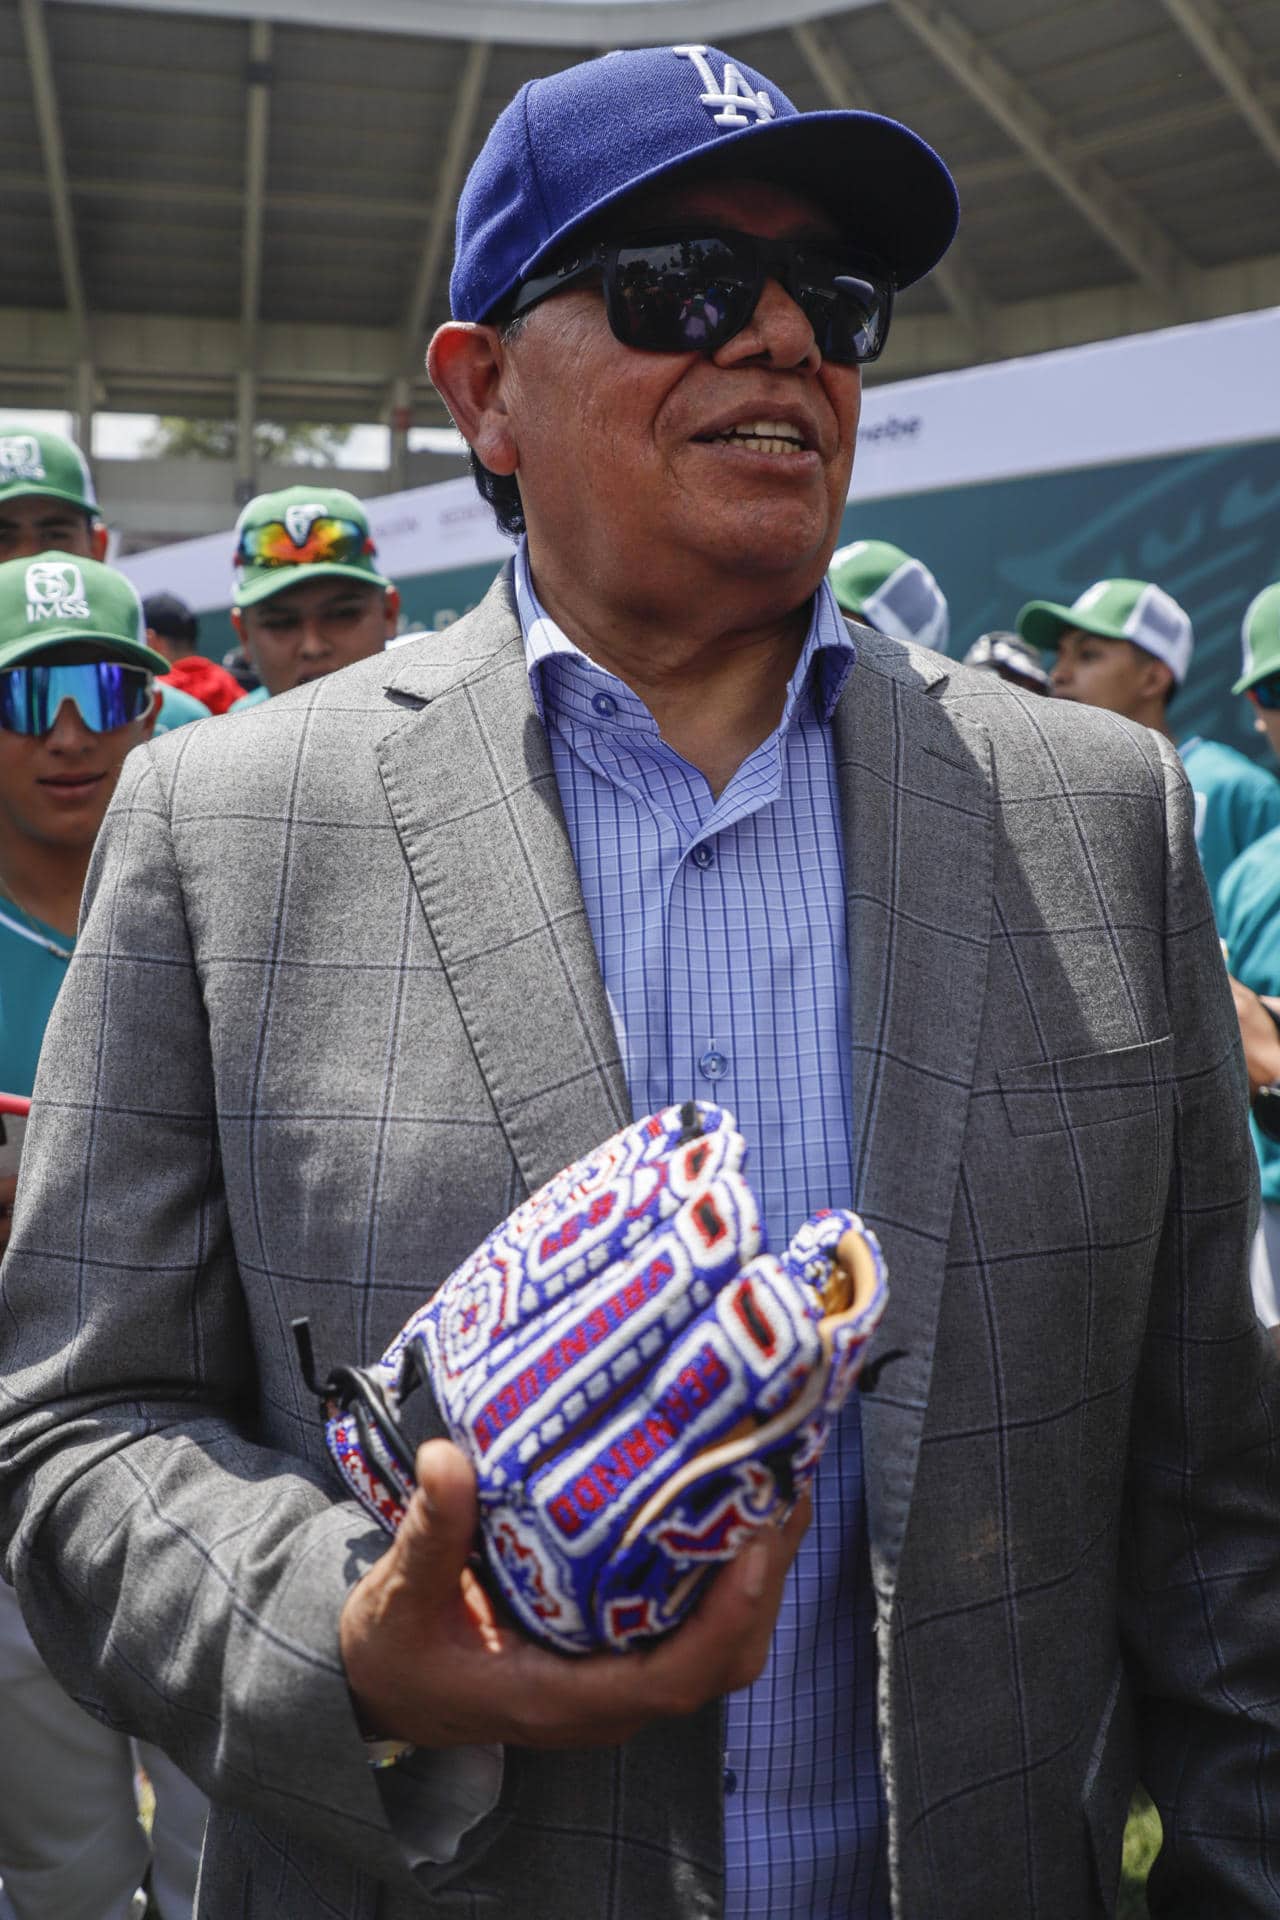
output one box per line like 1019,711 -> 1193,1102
451,43 -> 959,323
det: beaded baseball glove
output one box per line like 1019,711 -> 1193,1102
296,1101 -> 886,1654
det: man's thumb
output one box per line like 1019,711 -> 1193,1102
395,1439 -> 479,1597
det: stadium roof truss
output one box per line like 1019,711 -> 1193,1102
2,0 -> 1279,457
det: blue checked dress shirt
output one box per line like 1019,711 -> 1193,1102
515,545 -> 890,1919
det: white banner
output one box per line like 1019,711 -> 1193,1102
119,305 -> 1280,613
852,304 -> 1280,503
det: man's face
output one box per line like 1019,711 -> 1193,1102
0,495 -> 104,564
1251,693 -> 1280,760
234,576 -> 397,697
1049,628 -> 1165,719
497,177 -> 863,603
0,645 -> 157,854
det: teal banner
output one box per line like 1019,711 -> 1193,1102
846,437 -> 1280,761
199,438 -> 1280,768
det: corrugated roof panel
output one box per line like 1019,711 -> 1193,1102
1219,0 -> 1280,58
80,206 -> 241,318
0,192 -> 65,308
2,0 -> 1278,423
259,242 -> 406,329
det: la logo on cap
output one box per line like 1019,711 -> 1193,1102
26,560 -> 88,622
673,45 -> 776,127
0,435 -> 45,484
284,502 -> 328,547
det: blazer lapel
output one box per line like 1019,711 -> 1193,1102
375,571 -> 630,1199
835,634 -> 994,1607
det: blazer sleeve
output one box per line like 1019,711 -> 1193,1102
0,743 -> 499,1887
1121,734 -> 1280,1910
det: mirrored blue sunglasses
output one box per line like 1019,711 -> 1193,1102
0,662 -> 155,736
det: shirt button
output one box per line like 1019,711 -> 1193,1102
691,843 -> 715,869
591,691 -> 617,719
699,1048 -> 728,1081
723,1766 -> 738,1795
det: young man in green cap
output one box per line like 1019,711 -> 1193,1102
1217,582 -> 1280,1337
827,536 -> 949,651
0,423 -> 211,735
230,485 -> 399,704
0,425 -> 104,565
1019,576 -> 1280,909
0,553 -> 162,1107
0,551 -> 208,1920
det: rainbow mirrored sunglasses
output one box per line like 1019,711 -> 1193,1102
0,662 -> 154,735
235,516 -> 375,569
1249,672 -> 1280,712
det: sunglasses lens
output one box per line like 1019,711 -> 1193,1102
239,518 -> 369,568
796,265 -> 889,365
1254,676 -> 1280,710
610,236 -> 756,352
0,663 -> 152,735
604,233 -> 890,366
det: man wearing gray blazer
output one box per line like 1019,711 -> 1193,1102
4,43 -> 1279,1920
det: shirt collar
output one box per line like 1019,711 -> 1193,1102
514,539 -> 856,732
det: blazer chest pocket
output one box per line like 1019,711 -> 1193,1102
998,1035 -> 1173,1138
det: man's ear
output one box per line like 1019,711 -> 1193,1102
1140,655 -> 1174,707
382,585 -> 401,638
427,322 -> 519,478
231,606 -> 258,672
89,518 -> 109,562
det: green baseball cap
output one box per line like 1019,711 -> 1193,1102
0,424 -> 97,513
0,552 -> 167,673
1234,583 -> 1280,695
232,485 -> 391,609
1017,578 -> 1194,685
828,538 -> 950,650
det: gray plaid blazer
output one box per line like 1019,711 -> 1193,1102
2,567 -> 1278,1918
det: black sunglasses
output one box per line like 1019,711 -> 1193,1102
509,227 -> 894,367
1250,673 -> 1280,711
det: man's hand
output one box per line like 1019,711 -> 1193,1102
1229,976 -> 1280,1098
0,1173 -> 17,1257
340,1438 -> 808,1751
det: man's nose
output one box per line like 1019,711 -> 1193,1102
713,275 -> 822,373
45,700 -> 97,751
296,620 -> 330,657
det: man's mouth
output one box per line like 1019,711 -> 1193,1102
697,419 -> 810,455
39,772 -> 106,796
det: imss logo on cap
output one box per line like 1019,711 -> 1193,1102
0,551 -> 167,674
25,559 -> 90,622
0,425 -> 97,512
0,435 -> 45,486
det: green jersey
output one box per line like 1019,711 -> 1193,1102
0,901 -> 72,1099
1179,736 -> 1280,920
155,683 -> 212,732
1218,822 -> 1280,1206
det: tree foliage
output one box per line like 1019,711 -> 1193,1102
144,417 -> 347,465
